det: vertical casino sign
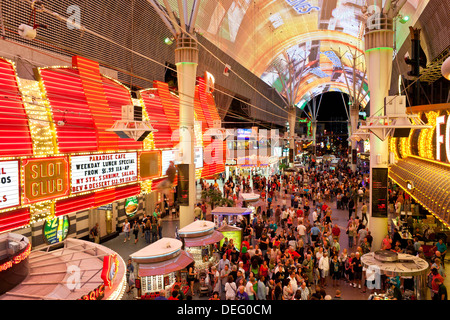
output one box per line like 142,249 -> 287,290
0,161 -> 20,209
22,157 -> 69,204
371,168 -> 388,218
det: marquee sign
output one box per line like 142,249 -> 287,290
393,109 -> 450,165
22,157 -> 69,204
139,150 -> 161,180
71,152 -> 137,193
161,150 -> 177,175
436,114 -> 450,163
0,161 -> 20,209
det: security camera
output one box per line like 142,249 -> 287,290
57,120 -> 65,126
18,24 -> 37,40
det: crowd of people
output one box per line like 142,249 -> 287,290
123,156 -> 448,301
183,158 -> 446,301
183,159 -> 373,300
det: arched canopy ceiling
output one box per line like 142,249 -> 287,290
151,0 -> 429,109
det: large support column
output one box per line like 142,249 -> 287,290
312,120 -> 317,159
365,15 -> 394,251
175,34 -> 198,229
349,108 -> 359,172
288,106 -> 296,167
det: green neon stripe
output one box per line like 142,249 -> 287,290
175,62 -> 197,65
365,47 -> 393,53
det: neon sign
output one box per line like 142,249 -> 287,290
79,284 -> 105,300
71,152 -> 137,193
101,254 -> 119,289
436,114 -> 450,162
22,157 -> 69,204
0,243 -> 31,273
0,161 -> 20,209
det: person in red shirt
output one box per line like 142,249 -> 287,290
261,190 -> 266,200
259,260 -> 269,278
431,267 -> 445,299
287,246 -> 300,260
241,239 -> 250,251
272,236 -> 280,249
332,224 -> 341,241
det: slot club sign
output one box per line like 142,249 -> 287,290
23,157 -> 69,204
71,152 -> 137,193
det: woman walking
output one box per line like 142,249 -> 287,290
132,220 -> 140,244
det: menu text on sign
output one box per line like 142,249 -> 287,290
0,161 -> 20,209
71,153 -> 138,193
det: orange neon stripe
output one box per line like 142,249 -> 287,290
72,56 -> 118,151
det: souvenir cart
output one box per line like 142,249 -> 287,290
178,220 -> 223,270
130,238 -> 193,300
211,206 -> 252,228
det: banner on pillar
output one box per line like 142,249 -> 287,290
289,149 -> 294,163
177,164 -> 189,206
352,149 -> 357,165
371,168 -> 388,218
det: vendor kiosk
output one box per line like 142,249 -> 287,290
361,250 -> 429,300
178,220 -> 223,270
130,238 -> 193,299
240,192 -> 264,221
211,206 -> 252,228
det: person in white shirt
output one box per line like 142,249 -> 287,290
281,209 -> 289,228
238,261 -> 246,275
224,275 -> 237,300
319,252 -> 330,287
316,247 -> 324,261
288,271 -> 298,293
245,277 -> 257,300
122,219 -> 131,242
297,222 -> 307,244
312,210 -> 319,223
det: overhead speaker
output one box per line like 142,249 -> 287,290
392,128 -> 411,137
392,117 -> 412,137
